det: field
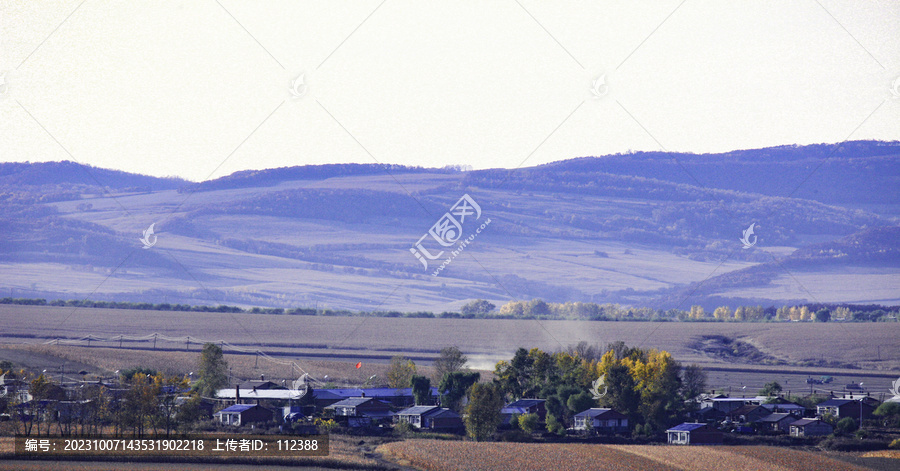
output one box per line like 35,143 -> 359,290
1,304 -> 898,393
376,440 -> 872,471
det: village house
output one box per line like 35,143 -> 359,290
395,406 -> 463,432
573,408 -> 629,433
760,401 -> 808,418
754,413 -> 797,434
309,387 -> 437,409
500,399 -> 546,426
214,404 -> 273,426
324,396 -> 393,427
724,404 -> 770,423
702,397 -> 761,414
666,423 -> 724,445
816,398 -> 875,420
789,418 -> 834,437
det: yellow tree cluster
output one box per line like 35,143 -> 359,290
775,305 -> 812,321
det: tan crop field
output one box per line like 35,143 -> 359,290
1,304 -> 898,391
377,440 -> 871,471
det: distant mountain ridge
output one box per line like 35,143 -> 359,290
0,161 -> 185,190
1,141 -> 898,311
532,140 -> 900,204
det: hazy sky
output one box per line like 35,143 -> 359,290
2,0 -> 899,181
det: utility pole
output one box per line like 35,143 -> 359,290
153,334 -> 157,350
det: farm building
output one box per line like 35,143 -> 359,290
789,418 -> 834,437
692,406 -> 725,422
214,404 -> 273,426
725,404 -> 770,423
395,406 -> 463,431
761,401 -> 808,417
324,396 -> 393,427
754,413 -> 797,433
702,397 -> 761,413
573,408 -> 629,433
500,399 -> 546,425
311,387 -> 437,409
666,423 -> 724,445
816,398 -> 875,420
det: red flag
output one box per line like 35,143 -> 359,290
355,362 -> 362,369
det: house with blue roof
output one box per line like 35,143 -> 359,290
213,404 -> 273,426
500,398 -> 546,426
666,422 -> 723,445
573,408 -> 628,433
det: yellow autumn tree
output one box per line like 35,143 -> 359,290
713,306 -> 732,321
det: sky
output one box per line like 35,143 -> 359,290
1,0 -> 899,182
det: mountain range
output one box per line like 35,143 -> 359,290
1,140 -> 898,312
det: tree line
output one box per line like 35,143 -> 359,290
3,296 -> 897,323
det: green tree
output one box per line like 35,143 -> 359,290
814,309 -> 831,322
387,356 -> 417,388
566,391 -> 595,415
410,375 -> 432,405
518,413 -> 539,433
465,383 -> 504,441
599,364 -> 640,421
545,412 -> 565,435
873,402 -> 900,428
460,299 -> 496,315
194,343 -> 228,397
759,381 -> 783,397
434,346 -> 468,380
439,371 -> 480,412
835,417 -> 858,435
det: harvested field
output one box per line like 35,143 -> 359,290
378,440 -> 870,471
0,344 -> 440,387
377,440 -> 677,471
610,444 -> 870,471
2,304 -> 898,393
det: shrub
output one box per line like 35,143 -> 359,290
394,420 -> 413,436
545,413 -> 565,436
820,437 -> 887,452
835,417 -> 858,435
518,413 -> 539,434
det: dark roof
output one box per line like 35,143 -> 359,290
574,408 -> 625,419
728,404 -> 764,415
762,403 -> 806,410
314,387 -> 437,398
324,397 -> 390,409
506,399 -> 545,408
216,404 -> 257,414
791,418 -> 830,427
667,423 -> 711,432
428,408 -> 461,419
755,413 -> 795,423
818,399 -> 857,407
397,406 -> 440,416
236,380 -> 286,390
